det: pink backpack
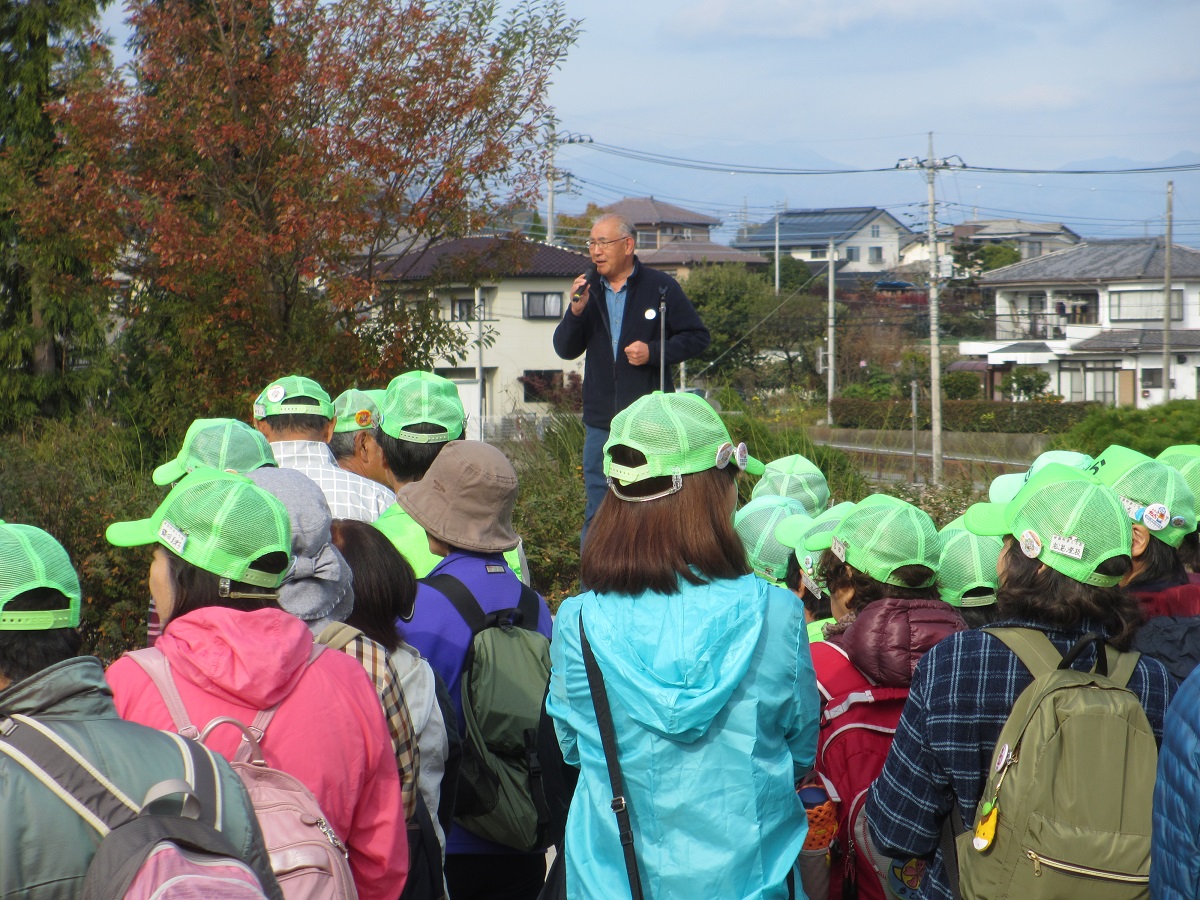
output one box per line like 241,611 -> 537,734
128,646 -> 359,900
0,712 -> 272,900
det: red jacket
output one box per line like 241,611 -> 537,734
107,606 -> 407,900
1132,580 -> 1200,620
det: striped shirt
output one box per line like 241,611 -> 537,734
270,441 -> 394,522
866,617 -> 1176,900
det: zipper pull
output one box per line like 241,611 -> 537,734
1026,849 -> 1041,876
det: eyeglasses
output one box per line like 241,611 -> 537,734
585,236 -> 630,249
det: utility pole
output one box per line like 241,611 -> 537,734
475,286 -> 485,441
774,203 -> 782,294
827,238 -> 836,428
546,132 -> 592,245
897,137 -> 965,486
1162,181 -> 1174,402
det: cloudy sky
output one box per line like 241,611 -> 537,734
99,0 -> 1200,243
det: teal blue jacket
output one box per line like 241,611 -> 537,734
548,574 -> 819,899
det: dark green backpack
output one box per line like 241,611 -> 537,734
423,574 -> 554,852
958,628 -> 1154,900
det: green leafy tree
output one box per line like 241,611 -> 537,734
0,0 -> 115,429
1052,399 -> 1200,457
952,241 -> 1022,279
684,264 -> 772,379
1001,365 -> 1051,401
943,370 -> 982,400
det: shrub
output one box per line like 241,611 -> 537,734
1051,399 -> 1200,457
942,371 -> 982,400
830,398 -> 1099,434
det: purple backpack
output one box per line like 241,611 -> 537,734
0,712 -> 272,900
128,646 -> 359,900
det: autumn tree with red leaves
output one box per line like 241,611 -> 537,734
49,0 -> 577,436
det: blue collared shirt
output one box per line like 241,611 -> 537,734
602,277 -> 627,360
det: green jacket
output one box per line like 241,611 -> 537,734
0,657 -> 281,900
374,502 -> 526,582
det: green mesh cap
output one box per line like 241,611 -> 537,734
252,375 -> 334,420
938,526 -> 1002,608
1087,444 -> 1197,548
750,454 -> 830,517
1157,446 -> 1200,510
989,450 -> 1096,503
106,469 -> 293,589
0,523 -> 81,630
379,371 -> 465,443
604,392 -> 765,494
734,496 -> 810,584
333,389 -> 388,433
964,462 -> 1131,587
153,418 -> 276,486
775,501 -> 856,596
802,494 -> 941,588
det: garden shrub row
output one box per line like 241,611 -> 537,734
830,398 -> 1102,434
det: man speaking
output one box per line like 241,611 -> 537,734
553,213 -> 710,539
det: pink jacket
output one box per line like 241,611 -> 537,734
106,606 -> 407,900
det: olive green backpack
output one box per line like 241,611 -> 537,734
957,628 -> 1154,900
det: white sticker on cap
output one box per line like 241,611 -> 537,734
158,520 -> 188,554
266,385 -> 286,403
801,572 -> 822,597
252,403 -> 266,419
1049,534 -> 1085,560
1119,496 -> 1144,521
831,536 -> 848,562
1020,529 -> 1042,559
1143,503 -> 1170,532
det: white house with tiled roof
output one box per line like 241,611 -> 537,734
958,238 -> 1200,407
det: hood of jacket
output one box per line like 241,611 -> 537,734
157,606 -> 319,710
0,657 -> 115,720
579,573 -> 770,744
839,596 -> 966,687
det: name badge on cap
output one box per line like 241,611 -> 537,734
158,520 -> 188,554
1049,534 -> 1085,560
253,403 -> 266,419
1143,503 -> 1170,532
831,536 -> 848,562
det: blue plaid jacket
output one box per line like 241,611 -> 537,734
865,617 -> 1176,900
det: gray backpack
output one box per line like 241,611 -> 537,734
957,628 -> 1154,900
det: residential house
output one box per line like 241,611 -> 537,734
731,207 -> 912,287
602,196 -> 767,280
958,238 -> 1200,407
376,236 -> 590,433
951,219 -> 1081,260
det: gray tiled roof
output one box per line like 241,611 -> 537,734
603,197 -> 721,227
994,342 -> 1053,354
636,239 -> 766,267
375,237 -> 589,281
1071,329 -> 1200,352
732,207 -> 909,249
980,239 -> 1200,285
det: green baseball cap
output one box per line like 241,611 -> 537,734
1156,446 -> 1200,524
1086,444 -> 1197,548
333,389 -> 388,433
964,463 -> 1131,587
938,526 -> 1002,608
734,496 -> 810,584
379,371 -> 465,444
989,450 -> 1096,504
107,469 -> 293,589
751,454 -> 830,517
252,375 -> 334,420
153,418 -> 276,486
0,523 -> 81,630
803,494 -> 940,588
604,392 -> 765,498
775,501 -> 856,597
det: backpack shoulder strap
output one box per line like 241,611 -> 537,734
1106,646 -> 1142,690
811,640 -> 870,702
126,648 -> 199,739
234,642 -> 325,764
982,627 -> 1063,679
516,584 -> 543,633
0,714 -> 139,835
316,621 -> 364,653
422,574 -> 487,634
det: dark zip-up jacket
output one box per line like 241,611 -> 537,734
552,257 -> 710,430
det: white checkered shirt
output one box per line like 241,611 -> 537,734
270,441 -> 395,522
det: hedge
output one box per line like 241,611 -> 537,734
830,398 -> 1102,434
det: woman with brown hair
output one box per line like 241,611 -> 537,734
548,391 -> 819,900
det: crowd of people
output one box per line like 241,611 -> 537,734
5,214 -> 1200,900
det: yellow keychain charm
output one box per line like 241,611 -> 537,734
973,805 -> 998,852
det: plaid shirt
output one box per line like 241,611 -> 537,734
866,617 -> 1177,900
341,633 -> 420,821
270,441 -> 394,522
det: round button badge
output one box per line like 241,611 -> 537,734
266,385 -> 286,403
1020,529 -> 1042,559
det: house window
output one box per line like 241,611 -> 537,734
636,231 -> 657,249
1027,241 -> 1042,257
1141,368 -> 1163,389
1109,290 -> 1184,322
523,292 -> 564,319
844,247 -> 860,262
870,224 -> 881,238
810,247 -> 826,260
521,369 -> 562,402
868,247 -> 883,264
452,298 -> 475,321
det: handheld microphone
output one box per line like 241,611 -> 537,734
572,264 -> 597,301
